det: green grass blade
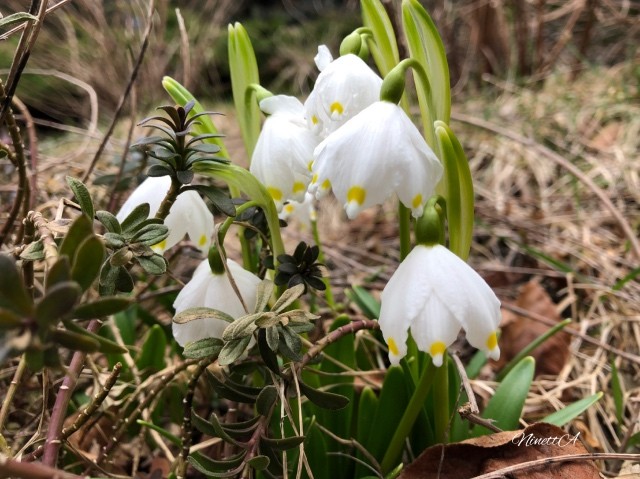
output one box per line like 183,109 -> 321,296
228,23 -> 261,159
402,0 -> 450,148
542,392 -> 603,427
610,361 -> 624,423
473,356 -> 535,436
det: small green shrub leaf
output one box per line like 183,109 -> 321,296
183,337 -> 223,359
73,297 -> 132,319
298,381 -> 349,411
36,281 -> 82,326
96,210 -> 121,234
256,385 -> 278,416
66,176 -> 95,220
72,236 -> 105,291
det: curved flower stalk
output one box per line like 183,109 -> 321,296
310,101 -> 443,219
116,176 -> 214,254
378,243 -> 501,367
304,45 -> 382,139
172,257 -> 261,346
250,95 -> 317,211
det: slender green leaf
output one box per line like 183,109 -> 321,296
402,0 -> 450,143
361,0 -> 400,76
137,254 -> 167,275
260,434 -> 306,451
228,22 -> 261,158
218,335 -> 252,366
20,239 -> 45,261
0,308 -> 24,329
542,392 -> 603,427
435,122 -> 474,260
613,267 -> 640,291
120,203 -> 151,234
272,283 -> 305,313
188,451 -> 245,477
346,286 -> 380,319
137,420 -> 181,446
610,361 -> 624,423
174,307 -> 234,325
0,12 -> 38,29
46,256 -> 71,289
136,325 -> 167,372
473,356 -> 535,436
247,455 -> 270,471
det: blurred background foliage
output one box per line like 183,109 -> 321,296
1,0 -> 638,127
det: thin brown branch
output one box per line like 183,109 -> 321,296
42,319 -> 101,467
0,0 -> 72,41
0,80 -> 30,246
299,319 -> 379,369
0,453 -> 86,479
11,96 -> 38,211
81,0 -> 156,183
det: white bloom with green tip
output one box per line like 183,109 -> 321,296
379,244 -> 501,367
172,258 -> 261,346
310,101 -> 443,219
250,95 -> 317,211
305,45 -> 382,138
116,176 -> 214,254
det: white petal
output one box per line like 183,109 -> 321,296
410,297 -> 461,367
173,260 -> 212,313
172,316 -> 228,347
426,245 -> 501,359
259,95 -> 305,118
314,45 -> 333,71
116,176 -> 170,222
181,191 -> 214,254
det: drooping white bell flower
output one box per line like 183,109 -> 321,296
116,176 -> 214,254
304,45 -> 382,139
172,258 -> 261,346
250,95 -> 317,211
310,101 -> 443,219
378,244 -> 501,367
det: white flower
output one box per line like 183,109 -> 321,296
378,244 -> 501,367
310,101 -> 443,219
304,45 -> 382,139
279,192 -> 317,230
116,176 -> 214,254
250,95 -> 317,211
172,258 -> 261,346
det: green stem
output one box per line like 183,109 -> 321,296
311,218 -> 336,310
381,358 -> 436,473
398,203 -> 411,261
433,357 -> 449,444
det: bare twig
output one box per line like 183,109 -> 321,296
299,319 -> 379,369
451,352 -> 479,415
80,0 -> 156,183
42,319 -> 101,467
0,80 -> 30,246
11,96 -> 38,210
0,0 -> 72,41
0,453 -> 87,479
0,355 -> 28,434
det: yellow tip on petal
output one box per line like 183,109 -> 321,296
267,187 -> 283,201
320,179 -> 331,191
307,160 -> 314,172
430,341 -> 447,367
387,337 -> 399,356
412,194 -> 423,209
347,186 -> 366,206
284,204 -> 294,214
311,173 -> 318,185
152,239 -> 167,253
293,181 -> 306,193
198,234 -> 207,247
329,101 -> 344,117
486,331 -> 498,351
312,115 -> 319,125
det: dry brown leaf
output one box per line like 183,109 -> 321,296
493,280 -> 571,376
398,423 -> 600,479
